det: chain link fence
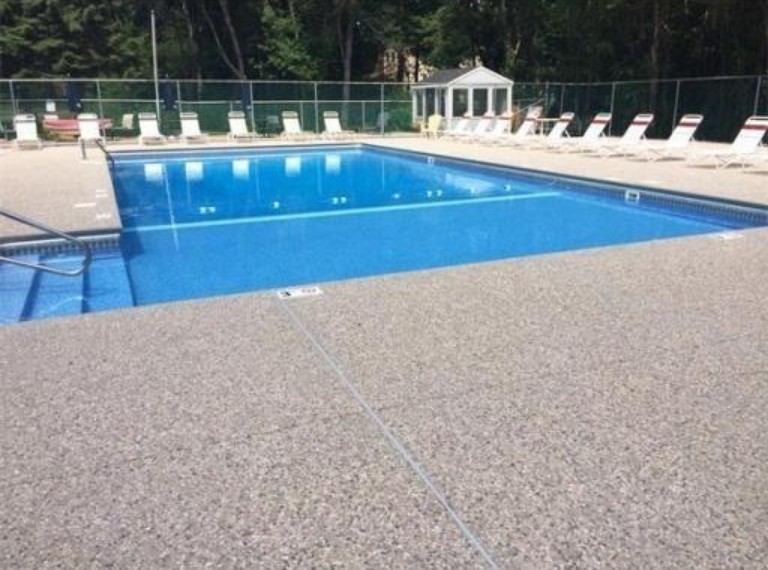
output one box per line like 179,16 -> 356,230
0,78 -> 413,139
0,75 -> 765,142
513,75 -> 767,142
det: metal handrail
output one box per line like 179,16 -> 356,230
93,138 -> 115,166
80,137 -> 114,166
0,208 -> 92,277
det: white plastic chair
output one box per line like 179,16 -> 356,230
455,114 -> 495,141
524,112 -> 575,149
13,114 -> 42,149
588,112 -> 654,156
475,116 -> 514,144
180,112 -> 208,143
137,112 -> 166,145
687,116 -> 768,169
442,117 -> 471,139
547,112 -> 612,151
322,111 -> 355,139
281,111 -> 309,139
227,111 -> 256,141
494,108 -> 543,146
77,113 -> 103,144
627,114 -> 704,161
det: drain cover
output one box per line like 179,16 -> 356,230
277,286 -> 323,299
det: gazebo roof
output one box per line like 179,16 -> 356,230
414,65 -> 513,89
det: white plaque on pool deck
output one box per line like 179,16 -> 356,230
277,286 -> 323,299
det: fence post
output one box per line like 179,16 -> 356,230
313,82 -> 319,133
609,82 -> 617,136
559,83 -> 565,115
176,81 -> 183,113
9,80 -> 17,115
753,76 -> 763,115
96,80 -> 105,122
249,81 -> 256,133
380,83 -> 385,135
362,101 -> 366,131
672,79 -> 681,131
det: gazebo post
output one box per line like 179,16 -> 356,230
446,87 -> 454,127
433,89 -> 439,116
507,86 -> 512,115
486,87 -> 493,115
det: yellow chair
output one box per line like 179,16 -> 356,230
425,114 -> 443,138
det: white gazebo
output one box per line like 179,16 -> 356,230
411,66 -> 514,127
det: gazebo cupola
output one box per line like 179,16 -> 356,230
411,65 -> 514,126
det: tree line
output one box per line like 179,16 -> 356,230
1,0 -> 767,83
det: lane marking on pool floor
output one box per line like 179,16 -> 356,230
122,191 -> 561,234
276,298 -> 501,570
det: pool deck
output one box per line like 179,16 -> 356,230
1,137 -> 767,567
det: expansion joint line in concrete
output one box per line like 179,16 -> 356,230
276,298 -> 501,570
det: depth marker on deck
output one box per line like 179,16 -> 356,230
276,286 -> 323,299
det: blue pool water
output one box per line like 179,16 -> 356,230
1,145 -> 765,324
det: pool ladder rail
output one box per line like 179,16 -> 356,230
0,207 -> 92,277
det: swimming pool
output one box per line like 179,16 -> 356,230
1,144 -> 766,324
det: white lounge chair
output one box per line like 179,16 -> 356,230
626,114 -> 704,161
455,114 -> 495,141
227,111 -> 256,141
13,114 -> 42,149
281,111 -> 309,139
494,108 -> 543,146
475,115 -> 514,144
180,112 -> 209,143
687,116 -> 768,169
547,112 -> 612,151
137,112 -> 166,145
441,116 -> 471,139
524,112 -> 575,149
587,112 -> 654,156
322,111 -> 355,139
77,113 -> 104,144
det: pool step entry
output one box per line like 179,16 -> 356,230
0,254 -> 39,324
26,257 -> 86,321
0,250 -> 134,325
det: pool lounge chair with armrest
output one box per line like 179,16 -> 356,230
589,112 -> 654,156
322,111 -> 356,140
687,116 -> 768,169
227,111 -> 256,141
546,112 -> 612,151
180,112 -> 209,143
494,108 -> 543,146
455,114 -> 495,141
626,114 -> 704,161
281,111 -> 311,139
441,116 -> 471,139
13,114 -> 42,149
476,115 -> 518,144
523,112 -> 576,149
137,112 -> 167,145
77,113 -> 104,144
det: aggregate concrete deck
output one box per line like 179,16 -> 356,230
1,136 -> 767,567
0,146 -> 119,242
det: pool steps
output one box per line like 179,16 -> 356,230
0,250 -> 134,325
0,255 -> 39,323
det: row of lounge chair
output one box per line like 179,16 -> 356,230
429,110 -> 768,168
8,110 -> 359,148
